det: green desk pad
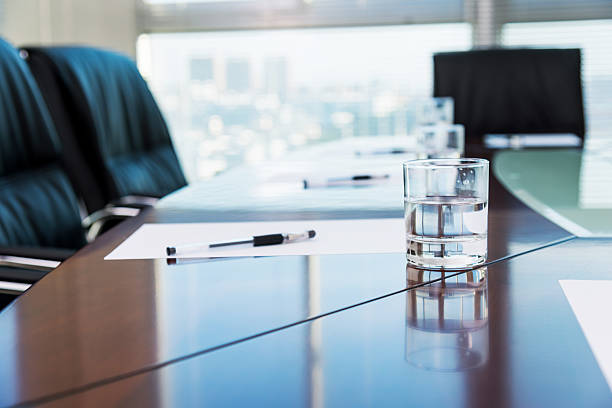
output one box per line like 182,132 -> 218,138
493,149 -> 612,237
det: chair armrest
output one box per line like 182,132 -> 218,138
0,246 -> 74,262
0,255 -> 58,293
82,206 -> 140,242
0,254 -> 60,272
0,280 -> 31,295
0,248 -> 70,293
110,195 -> 159,209
82,206 -> 140,228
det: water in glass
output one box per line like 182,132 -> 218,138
405,196 -> 487,268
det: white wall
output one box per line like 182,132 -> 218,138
0,0 -> 139,58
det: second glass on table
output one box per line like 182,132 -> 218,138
415,97 -> 454,126
403,158 -> 489,269
416,124 -> 465,159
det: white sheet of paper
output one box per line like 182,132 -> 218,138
559,280 -> 612,392
105,218 -> 405,260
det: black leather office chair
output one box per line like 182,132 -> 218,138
433,48 -> 585,154
0,38 -> 88,293
0,39 -> 137,300
24,46 -> 187,213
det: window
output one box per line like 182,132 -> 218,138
139,0 -> 464,32
138,1 -> 612,180
144,0 -> 254,3
138,24 -> 471,180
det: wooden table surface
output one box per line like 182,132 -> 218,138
1,151 -> 609,407
40,239 -> 612,408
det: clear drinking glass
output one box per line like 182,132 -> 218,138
416,124 -> 465,159
403,158 -> 489,269
415,97 -> 454,126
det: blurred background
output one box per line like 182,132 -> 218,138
0,0 -> 611,182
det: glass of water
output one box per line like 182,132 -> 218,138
415,97 -> 454,126
403,158 -> 489,269
416,124 -> 465,159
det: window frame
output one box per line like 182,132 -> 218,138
137,0 -> 467,33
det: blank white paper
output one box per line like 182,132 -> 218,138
559,280 -> 612,392
105,218 -> 405,260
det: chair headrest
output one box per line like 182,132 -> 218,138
0,38 -> 61,176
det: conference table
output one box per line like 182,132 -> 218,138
0,139 -> 611,407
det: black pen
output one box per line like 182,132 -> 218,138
303,174 -> 390,189
166,230 -> 316,256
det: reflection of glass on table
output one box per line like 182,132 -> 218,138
405,266 -> 489,371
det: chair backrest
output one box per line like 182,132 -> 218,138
433,48 -> 585,147
24,46 -> 187,211
0,39 -> 86,249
